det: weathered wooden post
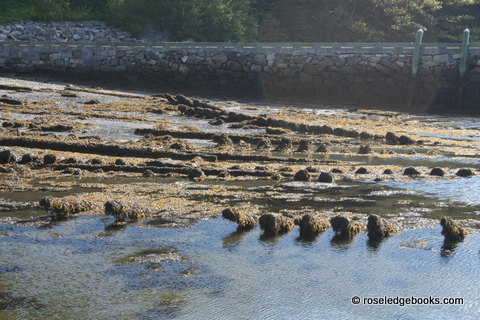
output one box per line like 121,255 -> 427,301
457,28 -> 470,109
407,29 -> 424,108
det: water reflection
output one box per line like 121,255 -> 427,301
222,228 -> 250,248
367,238 -> 384,250
330,233 -> 355,246
440,239 -> 462,258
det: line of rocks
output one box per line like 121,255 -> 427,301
0,20 -> 139,42
222,208 -> 467,245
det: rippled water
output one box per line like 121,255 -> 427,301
1,213 -> 479,319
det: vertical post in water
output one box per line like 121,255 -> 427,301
457,28 -> 470,108
408,29 -> 424,108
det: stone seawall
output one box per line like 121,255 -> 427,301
1,42 -> 480,111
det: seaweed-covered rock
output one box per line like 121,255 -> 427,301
20,153 -> 37,164
65,157 -> 77,164
358,145 -> 372,154
40,124 -> 74,132
115,158 -> 127,165
322,125 -> 333,134
170,140 -> 195,150
266,127 -> 291,135
296,139 -> 311,152
257,138 -> 273,151
164,93 -> 178,104
386,132 -> 397,144
295,214 -> 329,239
175,94 -> 194,107
316,144 -> 329,153
398,135 -> 414,145
318,171 -> 334,183
259,213 -> 294,235
367,214 -> 401,241
333,128 -> 346,136
360,131 -> 373,139
440,216 -> 467,241
275,138 -> 293,152
294,169 -> 310,181
237,140 -> 251,151
213,133 -> 234,148
105,200 -> 151,224
143,169 -> 155,177
0,97 -> 22,105
330,215 -> 362,238
84,99 -> 100,105
188,168 -> 206,182
209,119 -> 225,126
43,154 -> 57,165
383,169 -> 394,174
0,150 -> 18,164
345,129 -> 360,138
91,158 -> 105,165
222,207 -> 258,230
355,167 -> 368,174
40,196 -> 95,220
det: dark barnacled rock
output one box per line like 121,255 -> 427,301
318,171 -> 334,183
294,169 -> 310,181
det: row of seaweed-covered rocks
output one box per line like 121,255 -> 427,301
0,20 -> 142,42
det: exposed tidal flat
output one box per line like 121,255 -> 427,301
1,75 -> 480,319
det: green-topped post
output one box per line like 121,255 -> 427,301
457,28 -> 470,108
411,29 -> 424,77
408,29 -> 424,108
459,29 -> 470,79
